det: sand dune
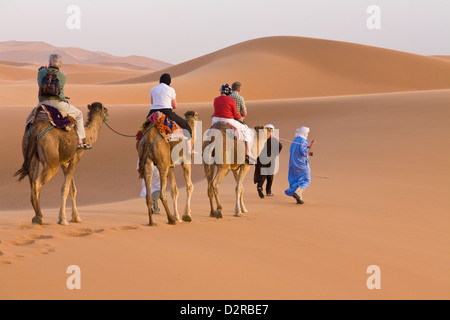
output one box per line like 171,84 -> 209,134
0,40 -> 172,70
0,62 -> 149,84
0,36 -> 449,300
110,36 -> 450,101
1,37 -> 449,107
0,59 -> 39,67
431,55 -> 450,62
0,62 -> 38,81
59,64 -> 150,84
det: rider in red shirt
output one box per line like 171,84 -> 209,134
213,94 -> 242,120
212,84 -> 255,161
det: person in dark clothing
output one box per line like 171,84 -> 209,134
254,124 -> 283,198
147,73 -> 193,153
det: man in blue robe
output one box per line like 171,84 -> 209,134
285,127 -> 316,204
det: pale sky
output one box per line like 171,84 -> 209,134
0,0 -> 449,64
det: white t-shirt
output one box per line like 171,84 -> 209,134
150,83 -> 176,110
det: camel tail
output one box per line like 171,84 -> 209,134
137,138 -> 151,180
202,140 -> 215,181
14,135 -> 37,182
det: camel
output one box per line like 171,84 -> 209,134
203,124 -> 267,218
14,102 -> 109,225
136,111 -> 198,226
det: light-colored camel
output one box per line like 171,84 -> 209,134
203,124 -> 267,218
136,111 -> 198,226
14,102 -> 109,225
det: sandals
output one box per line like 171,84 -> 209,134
293,193 -> 304,205
257,187 -> 265,199
245,154 -> 257,164
77,143 -> 93,150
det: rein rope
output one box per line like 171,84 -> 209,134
101,111 -> 198,140
104,122 -> 136,138
100,110 -> 136,138
278,137 -> 310,147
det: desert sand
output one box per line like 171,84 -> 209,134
0,36 -> 449,300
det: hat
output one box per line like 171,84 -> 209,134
220,83 -> 232,96
295,126 -> 310,139
265,124 -> 275,130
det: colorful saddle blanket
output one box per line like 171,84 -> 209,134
136,111 -> 183,141
26,104 -> 75,131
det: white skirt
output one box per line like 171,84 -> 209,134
212,117 -> 253,142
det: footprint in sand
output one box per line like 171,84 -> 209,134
0,233 -> 56,264
0,250 -> 25,265
17,224 -> 44,231
36,244 -> 56,255
4,239 -> 36,246
112,225 -> 141,231
18,234 -> 54,240
58,228 -> 105,238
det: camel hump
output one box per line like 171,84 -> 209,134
210,121 -> 237,132
209,121 -> 243,141
148,111 -> 183,139
28,104 -> 75,131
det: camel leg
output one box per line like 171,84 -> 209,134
204,163 -> 216,217
158,166 -> 177,225
143,160 -> 155,226
69,179 -> 82,223
212,166 -> 230,219
181,163 -> 193,222
59,161 -> 80,225
234,164 -> 250,217
239,167 -> 249,213
28,156 -> 42,224
59,173 -> 72,226
31,163 -> 59,225
168,168 -> 180,222
232,169 -> 242,215
61,163 -> 82,223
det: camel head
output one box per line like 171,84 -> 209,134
184,111 -> 199,121
184,110 -> 199,145
87,102 -> 109,122
254,125 -> 265,136
254,125 -> 268,142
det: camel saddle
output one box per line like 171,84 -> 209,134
26,104 -> 76,131
136,111 -> 184,142
209,121 -> 243,141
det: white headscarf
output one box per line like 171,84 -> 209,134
295,127 -> 310,139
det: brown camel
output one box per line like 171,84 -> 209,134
136,111 -> 198,226
14,102 -> 109,225
203,124 -> 267,218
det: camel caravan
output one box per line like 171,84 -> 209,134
14,56 -> 277,227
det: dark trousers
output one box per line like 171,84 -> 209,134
148,108 -> 192,138
256,175 -> 273,194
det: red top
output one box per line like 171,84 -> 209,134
213,95 -> 242,120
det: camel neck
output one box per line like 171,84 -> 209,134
85,112 -> 103,145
